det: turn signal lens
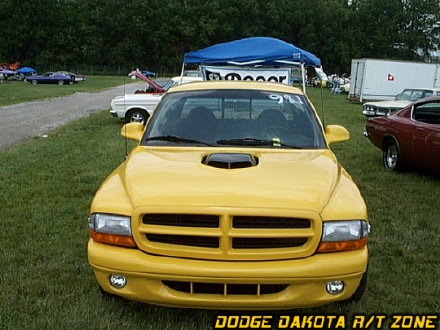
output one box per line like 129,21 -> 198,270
89,229 -> 136,247
88,213 -> 136,248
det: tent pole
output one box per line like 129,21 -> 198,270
301,62 -> 306,94
180,62 -> 185,84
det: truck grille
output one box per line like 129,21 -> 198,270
136,212 -> 319,261
163,281 -> 288,296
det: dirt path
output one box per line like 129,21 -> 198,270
0,82 -> 145,151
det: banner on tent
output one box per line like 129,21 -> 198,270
201,66 -> 291,85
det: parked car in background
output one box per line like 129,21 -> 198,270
140,70 -> 156,77
89,80 -> 370,310
0,69 -> 17,80
16,66 -> 37,81
58,71 -> 86,82
340,82 -> 350,93
25,72 -> 73,85
110,72 -> 202,124
362,88 -> 440,117
365,96 -> 440,173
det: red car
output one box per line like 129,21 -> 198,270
365,96 -> 440,173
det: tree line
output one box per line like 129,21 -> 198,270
0,0 -> 439,75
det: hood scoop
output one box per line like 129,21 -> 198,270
203,153 -> 258,169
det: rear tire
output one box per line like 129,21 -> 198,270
31,80 -> 37,85
383,139 -> 404,171
58,80 -> 64,85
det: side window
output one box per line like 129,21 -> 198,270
399,90 -> 412,101
423,91 -> 433,98
413,101 -> 440,125
411,91 -> 422,100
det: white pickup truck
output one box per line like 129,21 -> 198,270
110,70 -> 201,124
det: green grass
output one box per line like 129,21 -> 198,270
0,75 -> 137,106
0,87 -> 438,330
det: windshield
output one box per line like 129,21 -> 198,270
395,89 -> 434,101
143,89 -> 326,149
159,79 -> 178,90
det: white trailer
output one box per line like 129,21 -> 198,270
348,58 -> 440,102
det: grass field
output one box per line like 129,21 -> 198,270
0,86 -> 438,330
0,75 -> 137,106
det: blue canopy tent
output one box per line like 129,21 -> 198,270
183,37 -> 321,92
17,67 -> 37,74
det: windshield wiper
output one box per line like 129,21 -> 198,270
216,138 -> 303,149
144,135 -> 214,146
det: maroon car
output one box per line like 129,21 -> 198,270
365,96 -> 440,173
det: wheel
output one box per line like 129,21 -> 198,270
125,109 -> 149,124
58,80 -> 64,85
31,80 -> 37,85
383,139 -> 404,171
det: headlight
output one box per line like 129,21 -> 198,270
88,213 -> 136,247
89,213 -> 132,235
318,220 -> 370,253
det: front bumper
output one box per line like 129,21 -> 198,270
362,109 -> 376,117
88,240 -> 368,309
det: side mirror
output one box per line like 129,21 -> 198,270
325,125 -> 350,144
121,123 -> 144,142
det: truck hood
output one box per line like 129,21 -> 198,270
363,99 -> 410,108
118,148 -> 341,214
128,70 -> 165,93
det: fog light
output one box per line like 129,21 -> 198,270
326,280 -> 344,295
109,274 -> 127,288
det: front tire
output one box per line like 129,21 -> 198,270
125,109 -> 149,125
58,80 -> 64,85
383,139 -> 404,171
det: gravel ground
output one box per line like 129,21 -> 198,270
0,82 -> 145,151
